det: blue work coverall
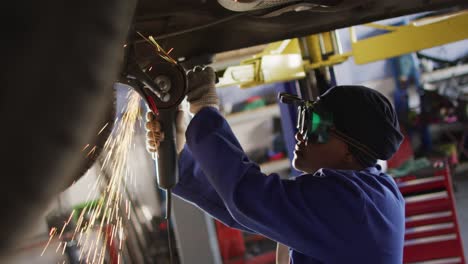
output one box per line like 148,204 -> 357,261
172,107 -> 405,264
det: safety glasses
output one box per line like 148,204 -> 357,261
279,93 -> 333,143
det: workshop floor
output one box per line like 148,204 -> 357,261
453,176 -> 468,257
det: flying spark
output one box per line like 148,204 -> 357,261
41,228 -> 57,256
62,242 -> 67,255
42,91 -> 142,263
55,242 -> 62,253
97,123 -> 109,135
87,146 -> 97,157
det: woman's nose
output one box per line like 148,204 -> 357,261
295,132 -> 304,142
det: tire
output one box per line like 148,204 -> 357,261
0,0 -> 136,255
62,89 -> 116,190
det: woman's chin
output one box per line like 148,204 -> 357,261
293,155 -> 317,174
292,156 -> 304,172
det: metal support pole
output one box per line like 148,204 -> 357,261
298,37 -> 320,100
171,196 -> 223,264
330,30 -> 343,56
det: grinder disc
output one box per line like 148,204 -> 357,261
142,59 -> 187,110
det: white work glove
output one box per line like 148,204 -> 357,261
145,106 -> 191,159
186,66 -> 219,114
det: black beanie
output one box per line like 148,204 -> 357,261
318,85 -> 403,161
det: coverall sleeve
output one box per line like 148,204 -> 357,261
172,138 -> 254,233
185,107 -> 366,258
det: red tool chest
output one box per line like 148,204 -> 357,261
215,220 -> 276,264
395,162 -> 466,263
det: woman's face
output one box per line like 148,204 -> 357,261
292,131 -> 350,174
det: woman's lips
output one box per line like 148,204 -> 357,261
295,142 -> 305,151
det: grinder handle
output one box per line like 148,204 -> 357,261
155,108 -> 178,190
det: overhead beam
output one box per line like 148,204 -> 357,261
351,11 -> 468,64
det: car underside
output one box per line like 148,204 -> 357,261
133,0 -> 467,60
